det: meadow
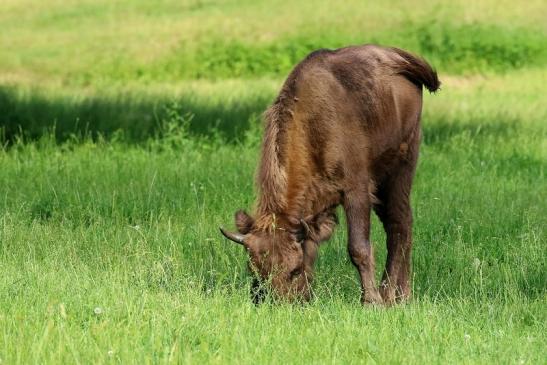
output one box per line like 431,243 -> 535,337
0,1 -> 546,363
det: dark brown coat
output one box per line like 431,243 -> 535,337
221,44 -> 440,304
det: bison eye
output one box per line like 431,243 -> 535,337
289,267 -> 302,279
293,230 -> 306,243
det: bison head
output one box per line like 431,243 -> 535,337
220,210 -> 337,302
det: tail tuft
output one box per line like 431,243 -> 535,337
390,47 -> 440,93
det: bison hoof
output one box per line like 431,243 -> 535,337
379,283 -> 411,305
361,289 -> 383,305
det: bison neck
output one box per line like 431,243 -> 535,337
256,89 -> 342,229
256,142 -> 341,229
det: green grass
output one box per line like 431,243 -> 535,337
1,0 -> 546,364
2,0 -> 546,85
1,82 -> 545,362
1,0 -> 546,142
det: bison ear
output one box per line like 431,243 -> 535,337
314,211 -> 337,242
303,211 -> 338,243
235,210 -> 254,234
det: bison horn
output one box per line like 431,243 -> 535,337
219,227 -> 246,245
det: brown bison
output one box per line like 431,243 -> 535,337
221,44 -> 439,304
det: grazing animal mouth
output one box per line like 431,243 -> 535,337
251,278 -> 267,304
250,277 -> 312,304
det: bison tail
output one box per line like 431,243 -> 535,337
390,47 -> 440,93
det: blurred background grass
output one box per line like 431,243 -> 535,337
1,0 -> 546,142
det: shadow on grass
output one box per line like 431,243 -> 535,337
1,84 -> 536,148
0,85 -> 272,143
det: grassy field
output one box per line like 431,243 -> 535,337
1,1 -> 546,364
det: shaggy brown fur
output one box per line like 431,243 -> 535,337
221,44 -> 439,304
